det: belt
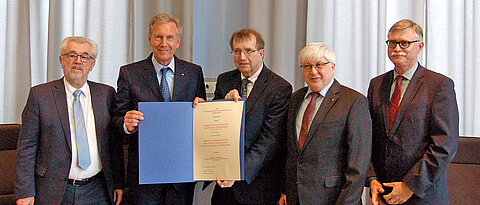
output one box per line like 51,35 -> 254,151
65,171 -> 103,186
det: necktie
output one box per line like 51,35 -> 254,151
241,78 -> 251,98
389,76 -> 403,130
73,90 -> 91,170
298,92 -> 319,150
160,67 -> 171,102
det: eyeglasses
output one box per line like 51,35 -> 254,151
300,62 -> 330,72
61,52 -> 94,62
231,49 -> 257,56
386,40 -> 420,49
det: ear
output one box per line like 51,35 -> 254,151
259,49 -> 265,59
148,35 -> 152,47
176,37 -> 181,48
417,41 -> 425,53
89,60 -> 96,72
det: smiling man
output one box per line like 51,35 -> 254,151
367,19 -> 459,205
112,13 -> 205,204
282,42 -> 371,204
211,28 -> 292,204
15,36 -> 124,205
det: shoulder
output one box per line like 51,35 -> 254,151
217,69 -> 240,80
87,81 -> 115,92
261,67 -> 292,90
30,79 -> 62,93
120,56 -> 152,72
421,67 -> 454,84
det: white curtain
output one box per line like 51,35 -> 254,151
1,0 -> 478,136
306,0 -> 479,136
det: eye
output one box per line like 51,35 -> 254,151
68,53 -> 77,58
400,41 -> 409,46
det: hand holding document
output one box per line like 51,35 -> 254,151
138,100 -> 245,184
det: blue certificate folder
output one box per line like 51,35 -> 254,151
138,100 -> 245,184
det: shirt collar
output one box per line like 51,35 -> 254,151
240,63 -> 263,84
305,78 -> 334,99
394,61 -> 418,81
63,78 -> 90,98
152,56 -> 175,74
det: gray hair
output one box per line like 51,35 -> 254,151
148,13 -> 182,37
59,36 -> 98,59
389,19 -> 423,41
298,42 -> 336,65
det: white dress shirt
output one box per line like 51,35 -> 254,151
64,78 -> 102,179
240,63 -> 263,97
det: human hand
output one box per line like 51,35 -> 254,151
383,182 -> 413,204
114,189 -> 123,205
370,179 -> 385,205
278,194 -> 287,205
216,177 -> 235,188
193,97 -> 205,108
16,197 -> 34,205
224,89 -> 241,102
124,110 -> 144,132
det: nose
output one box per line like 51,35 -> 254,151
393,43 -> 402,51
74,55 -> 83,63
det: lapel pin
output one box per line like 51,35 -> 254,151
331,98 -> 334,101
181,73 -> 185,76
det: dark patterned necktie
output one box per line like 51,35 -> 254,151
298,92 -> 319,150
389,76 -> 403,130
160,67 -> 171,102
241,78 -> 251,98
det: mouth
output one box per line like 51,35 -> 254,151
390,52 -> 406,56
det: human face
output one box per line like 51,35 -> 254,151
59,42 -> 95,88
387,27 -> 424,74
301,58 -> 335,92
149,22 -> 181,66
232,35 -> 264,77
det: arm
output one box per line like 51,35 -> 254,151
336,96 -> 372,205
243,83 -> 292,183
112,66 -> 134,135
14,88 -> 40,200
402,78 -> 459,198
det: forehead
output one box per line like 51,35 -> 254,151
301,56 -> 327,64
65,42 -> 92,54
151,22 -> 178,36
232,34 -> 256,49
388,27 -> 417,40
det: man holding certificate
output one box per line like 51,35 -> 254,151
112,13 -> 206,204
210,28 -> 292,204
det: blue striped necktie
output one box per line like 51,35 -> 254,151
159,67 -> 171,102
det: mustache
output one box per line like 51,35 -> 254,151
390,51 -> 406,56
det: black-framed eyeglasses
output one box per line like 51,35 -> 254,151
386,40 -> 420,49
61,52 -> 94,62
231,49 -> 257,56
300,62 -> 330,72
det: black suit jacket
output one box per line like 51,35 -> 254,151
112,54 -> 206,190
15,79 -> 123,204
367,65 -> 459,204
285,80 -> 372,205
213,65 -> 292,204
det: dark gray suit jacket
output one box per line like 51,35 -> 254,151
367,65 -> 459,204
285,80 -> 372,205
15,79 -> 123,204
213,65 -> 292,204
112,54 -> 206,191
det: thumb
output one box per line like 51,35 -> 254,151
383,182 -> 394,188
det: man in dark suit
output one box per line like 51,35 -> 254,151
282,42 -> 372,205
209,28 -> 292,204
15,36 -> 124,205
112,13 -> 206,204
367,19 -> 459,205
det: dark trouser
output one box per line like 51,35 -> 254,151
61,174 -> 110,205
130,183 -> 194,205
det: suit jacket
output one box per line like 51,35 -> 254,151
112,54 -> 206,191
14,79 -> 123,204
285,80 -> 372,205
213,65 -> 292,204
367,65 -> 459,204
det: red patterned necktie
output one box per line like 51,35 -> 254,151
389,76 -> 403,130
298,92 -> 319,150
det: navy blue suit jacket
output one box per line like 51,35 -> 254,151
213,65 -> 292,204
112,53 -> 206,190
15,79 -> 123,204
368,65 -> 459,204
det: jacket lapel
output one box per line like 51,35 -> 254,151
172,56 -> 188,101
140,54 -> 163,101
300,80 -> 340,153
52,79 -> 72,152
88,82 -> 103,154
389,66 -> 425,135
290,88 -> 308,152
245,66 -> 268,116
381,71 -> 395,136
